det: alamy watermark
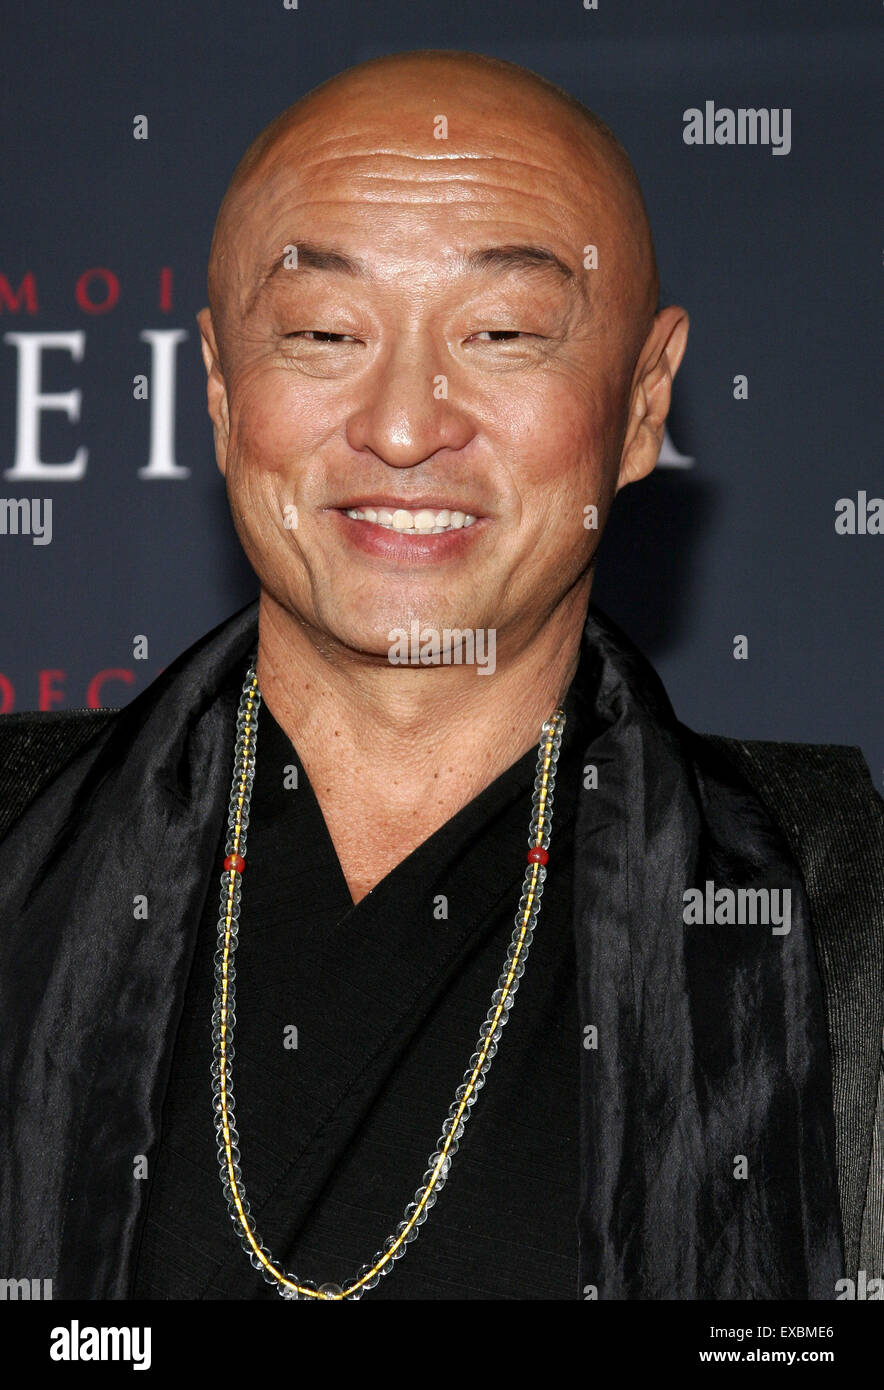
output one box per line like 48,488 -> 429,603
683,102 -> 791,156
835,1271 -> 884,1300
683,880 -> 792,935
0,497 -> 52,544
388,621 -> 496,675
50,1321 -> 151,1370
0,1276 -> 52,1299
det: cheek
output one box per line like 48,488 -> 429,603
226,363 -> 331,479
503,371 -> 621,511
228,371 -> 294,476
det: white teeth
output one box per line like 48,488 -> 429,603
344,505 -> 478,534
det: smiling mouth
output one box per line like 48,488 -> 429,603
341,505 -> 478,535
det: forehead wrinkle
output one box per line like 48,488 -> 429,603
268,147 -> 601,193
252,117 -> 610,191
227,124 -> 625,254
246,143 -> 626,261
256,116 -> 592,159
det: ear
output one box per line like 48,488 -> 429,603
617,306 -> 690,492
197,307 -> 230,476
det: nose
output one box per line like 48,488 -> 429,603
345,331 -> 475,467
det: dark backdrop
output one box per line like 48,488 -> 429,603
0,0 -> 880,781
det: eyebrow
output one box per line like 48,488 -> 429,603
248,240 -> 578,313
462,244 -> 575,283
247,241 -> 366,313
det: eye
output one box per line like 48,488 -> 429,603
285,331 -> 359,343
469,330 -> 526,342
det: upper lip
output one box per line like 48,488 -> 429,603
333,497 -> 484,516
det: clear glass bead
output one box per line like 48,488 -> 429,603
396,1219 -> 420,1246
356,1263 -> 381,1291
518,885 -> 542,913
427,1150 -> 451,1179
404,1200 -> 429,1227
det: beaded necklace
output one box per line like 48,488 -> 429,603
212,660 -> 566,1300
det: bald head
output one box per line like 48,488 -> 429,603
207,49 -> 659,362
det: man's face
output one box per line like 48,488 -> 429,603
202,76 -> 654,663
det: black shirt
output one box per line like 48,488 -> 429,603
132,665 -> 594,1300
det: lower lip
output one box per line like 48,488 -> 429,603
328,510 -> 487,562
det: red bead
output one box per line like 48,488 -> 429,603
224,853 -> 246,874
527,847 -> 549,865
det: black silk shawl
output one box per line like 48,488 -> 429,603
0,601 -> 843,1299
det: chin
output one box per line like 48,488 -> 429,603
322,606 -> 469,666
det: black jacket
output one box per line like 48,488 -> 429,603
0,601 -> 881,1299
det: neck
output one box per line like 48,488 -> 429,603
254,580 -> 592,901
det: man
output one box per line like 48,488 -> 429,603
0,50 -> 881,1302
